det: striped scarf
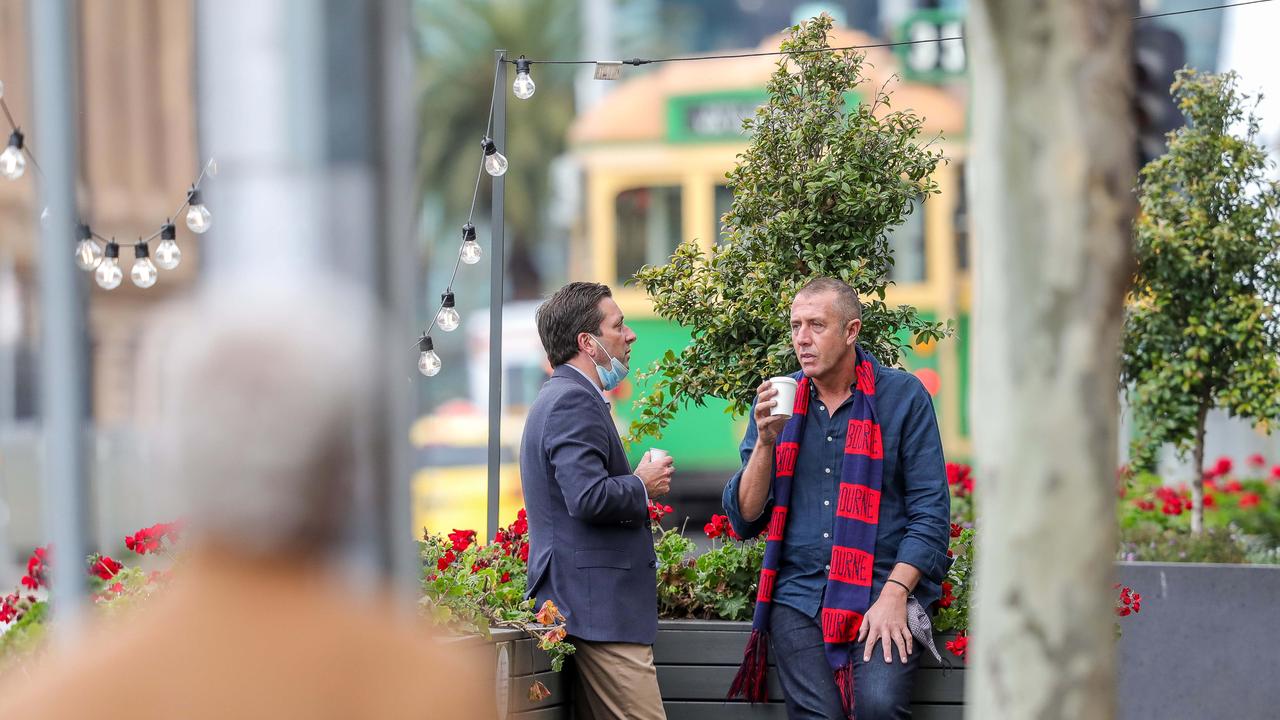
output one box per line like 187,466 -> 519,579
728,345 -> 883,718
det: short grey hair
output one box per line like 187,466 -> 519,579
796,276 -> 863,323
137,276 -> 380,558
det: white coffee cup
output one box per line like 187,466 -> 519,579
769,376 -> 799,417
649,448 -> 669,462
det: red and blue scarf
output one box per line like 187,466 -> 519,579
729,345 -> 883,718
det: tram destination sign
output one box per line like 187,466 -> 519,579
667,89 -> 859,143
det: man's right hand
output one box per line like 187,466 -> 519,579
753,380 -> 791,447
635,451 -> 675,498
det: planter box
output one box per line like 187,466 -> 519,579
1116,562 -> 1280,720
491,620 -> 964,719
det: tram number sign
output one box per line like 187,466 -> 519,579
667,90 -> 768,142
895,10 -> 966,83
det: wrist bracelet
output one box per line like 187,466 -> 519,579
885,578 -> 912,595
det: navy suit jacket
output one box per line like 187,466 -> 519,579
519,364 -> 658,645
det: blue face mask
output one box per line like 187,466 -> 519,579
589,335 -> 629,391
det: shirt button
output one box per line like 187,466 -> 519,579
824,500 -> 830,506
825,468 -> 831,474
820,405 -> 826,412
827,436 -> 833,442
823,532 -> 830,539
825,564 -> 831,571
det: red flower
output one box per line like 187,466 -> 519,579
1203,493 -> 1216,508
949,523 -> 963,538
1270,465 -> 1280,481
1204,478 -> 1218,491
1133,499 -> 1156,511
946,463 -> 974,497
1213,457 -> 1233,477
89,554 -> 123,581
1225,479 -> 1244,493
448,529 -> 476,554
470,559 -> 489,574
108,582 -> 125,594
704,522 -> 721,539
437,550 -> 456,571
1115,584 -> 1142,617
945,632 -> 968,663
500,571 -> 512,584
1248,453 -> 1266,468
1239,493 -> 1261,509
938,581 -> 955,609
518,543 -> 529,562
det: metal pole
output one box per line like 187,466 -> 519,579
30,0 -> 90,623
486,50 -> 507,542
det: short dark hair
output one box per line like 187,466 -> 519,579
796,277 -> 862,323
537,282 -> 613,366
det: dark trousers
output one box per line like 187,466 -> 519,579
770,603 -> 921,720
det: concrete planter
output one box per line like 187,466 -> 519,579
1116,562 -> 1280,720
492,620 -> 964,719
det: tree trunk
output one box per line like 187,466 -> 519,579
1190,401 -> 1209,534
967,2 -> 1135,718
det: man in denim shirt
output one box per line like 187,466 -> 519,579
723,277 -> 951,719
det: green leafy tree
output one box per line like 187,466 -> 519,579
627,14 -> 949,442
1123,68 -> 1280,533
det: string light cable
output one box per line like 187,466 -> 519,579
1,80 -> 216,290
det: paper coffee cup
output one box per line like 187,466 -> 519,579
769,376 -> 798,417
649,448 -> 669,462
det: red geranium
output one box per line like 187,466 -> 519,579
949,523 -> 963,538
945,631 -> 968,663
89,554 -> 123,581
938,581 -> 955,609
448,529 -> 476,554
1115,584 -> 1142,617
1213,457 -> 1233,477
437,549 -> 456,571
946,463 -> 974,497
1239,493 -> 1261,509
1248,453 -> 1266,468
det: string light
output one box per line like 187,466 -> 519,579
185,187 -> 212,234
481,136 -> 508,177
94,240 -> 123,290
460,223 -> 482,265
74,224 -> 103,270
436,291 -> 461,332
130,240 -> 158,288
418,336 -> 442,377
154,222 -> 182,270
513,57 -> 535,99
0,129 -> 25,180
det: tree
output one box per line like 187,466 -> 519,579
966,1 -> 1134,717
627,14 -> 948,442
414,0 -> 579,299
1123,68 -> 1280,534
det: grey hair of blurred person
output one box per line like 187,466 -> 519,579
136,275 -> 379,558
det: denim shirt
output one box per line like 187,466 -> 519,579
722,362 -> 952,617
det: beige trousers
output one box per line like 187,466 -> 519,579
570,638 -> 667,720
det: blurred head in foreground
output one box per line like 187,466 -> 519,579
0,275 -> 494,720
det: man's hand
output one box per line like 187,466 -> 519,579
857,582 -> 912,664
753,381 -> 791,447
635,451 -> 674,498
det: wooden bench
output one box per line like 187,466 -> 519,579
495,620 -> 965,719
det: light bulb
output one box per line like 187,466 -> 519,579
481,136 -> 507,177
75,239 -> 103,270
437,291 -> 460,332
155,223 -> 181,270
130,241 -> 158,288
459,223 -> 481,265
418,336 -> 442,377
74,224 -> 102,270
185,188 -> 212,234
0,130 -> 26,181
513,57 -> 535,99
95,241 -> 123,290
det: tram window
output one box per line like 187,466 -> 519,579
615,186 -> 683,284
715,185 -> 734,242
887,197 -> 926,284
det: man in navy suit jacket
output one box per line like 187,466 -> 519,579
521,282 -> 674,720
